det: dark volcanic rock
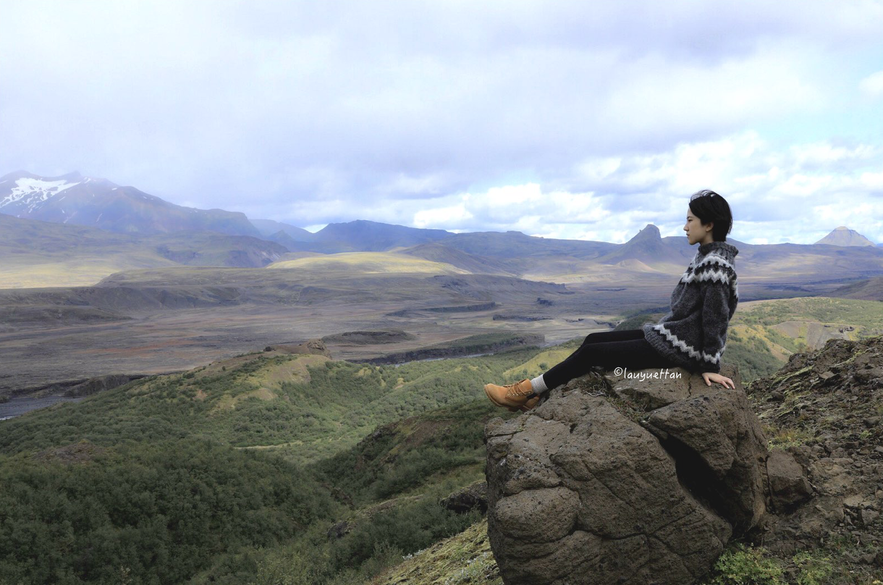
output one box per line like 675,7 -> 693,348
321,329 -> 416,345
642,386 -> 768,532
63,374 -> 137,398
766,449 -> 813,513
485,365 -> 770,585
268,339 -> 332,357
358,334 -> 544,366
327,520 -> 350,540
440,482 -> 488,515
746,335 -> 883,561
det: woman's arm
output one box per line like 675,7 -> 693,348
699,281 -> 732,374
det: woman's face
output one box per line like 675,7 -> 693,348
684,209 -> 713,245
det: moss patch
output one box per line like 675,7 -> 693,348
372,519 -> 501,585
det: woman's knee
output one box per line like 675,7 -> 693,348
584,332 -> 604,344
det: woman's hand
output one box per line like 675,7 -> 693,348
702,372 -> 735,389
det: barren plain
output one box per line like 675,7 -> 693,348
0,255 -> 861,398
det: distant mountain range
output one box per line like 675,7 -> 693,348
3,171 -> 883,292
4,170 -> 881,252
250,219 -> 315,242
0,171 -> 259,236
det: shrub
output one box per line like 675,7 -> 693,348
708,544 -> 784,585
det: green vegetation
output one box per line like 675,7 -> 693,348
705,544 -> 785,585
612,297 -> 883,383
722,333 -> 785,382
0,386 -> 504,584
0,346 -> 530,584
372,519 -> 501,585
243,492 -> 482,585
736,297 -> 883,331
614,310 -> 666,331
2,320 -> 877,584
436,332 -> 525,350
0,347 -> 538,465
699,544 -> 852,585
311,400 -> 506,506
0,438 -> 336,584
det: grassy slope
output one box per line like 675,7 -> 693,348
0,347 -> 533,585
239,397 -> 515,585
267,252 -> 467,275
616,297 -> 883,384
0,221 -> 281,288
3,297 -> 882,583
371,519 -> 502,585
0,213 -> 172,287
0,343 -> 544,465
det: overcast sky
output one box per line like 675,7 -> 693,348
3,1 -> 883,244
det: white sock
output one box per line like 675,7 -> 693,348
530,375 -> 548,394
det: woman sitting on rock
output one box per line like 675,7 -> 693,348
485,189 -> 739,413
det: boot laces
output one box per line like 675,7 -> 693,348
505,381 -> 531,397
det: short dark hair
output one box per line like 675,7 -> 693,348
688,189 -> 732,242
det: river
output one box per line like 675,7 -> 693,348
0,395 -> 85,421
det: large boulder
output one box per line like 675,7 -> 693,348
485,365 -> 771,585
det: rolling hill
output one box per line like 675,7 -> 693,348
823,276 -> 883,301
0,214 -> 287,288
2,328 -> 881,584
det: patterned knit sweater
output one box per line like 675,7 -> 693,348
642,241 -> 739,374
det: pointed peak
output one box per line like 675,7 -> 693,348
815,226 -> 876,247
628,224 -> 661,242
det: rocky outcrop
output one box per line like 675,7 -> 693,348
321,330 -> 416,345
485,365 -> 773,585
358,334 -> 544,366
63,374 -> 138,398
440,482 -> 488,515
747,336 -> 883,562
267,339 -> 332,357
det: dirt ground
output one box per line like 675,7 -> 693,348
0,270 -> 846,397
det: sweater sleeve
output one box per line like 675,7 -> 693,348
699,282 -> 731,374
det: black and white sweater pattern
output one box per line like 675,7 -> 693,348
642,241 -> 739,374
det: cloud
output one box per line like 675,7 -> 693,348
2,0 -> 883,247
413,202 -> 473,229
393,132 -> 883,245
859,70 -> 883,97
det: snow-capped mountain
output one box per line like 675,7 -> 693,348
0,171 -> 260,237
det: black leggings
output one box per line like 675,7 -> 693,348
542,329 -> 680,390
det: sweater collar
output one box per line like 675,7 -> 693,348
698,241 -> 739,259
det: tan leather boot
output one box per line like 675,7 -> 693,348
484,379 -> 540,412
